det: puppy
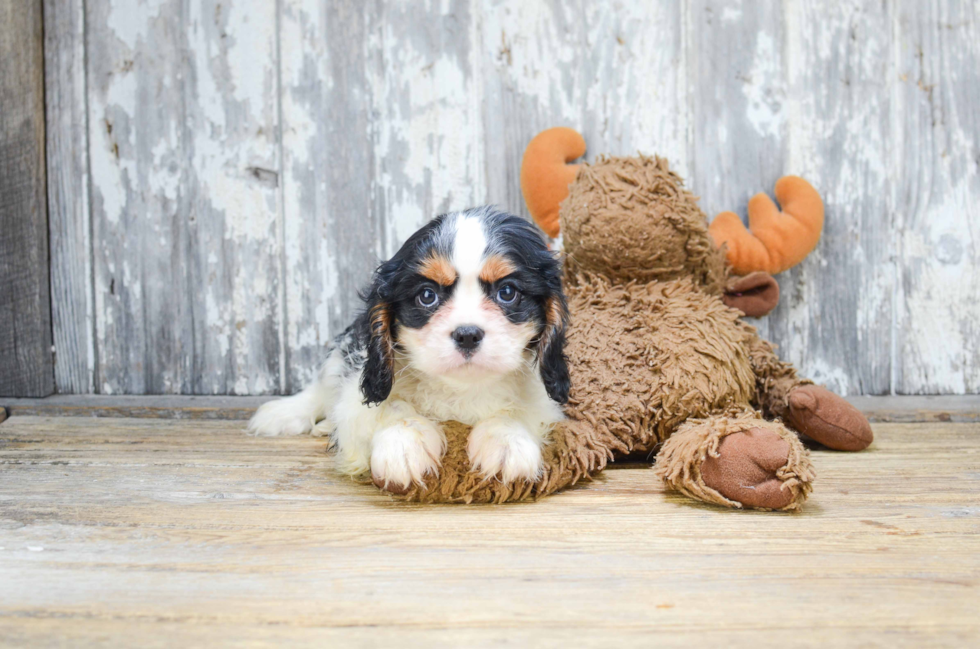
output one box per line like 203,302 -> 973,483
248,206 -> 569,491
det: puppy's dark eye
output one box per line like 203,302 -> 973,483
417,288 -> 439,308
496,284 -> 519,305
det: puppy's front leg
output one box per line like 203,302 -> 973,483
368,401 -> 446,492
467,417 -> 544,483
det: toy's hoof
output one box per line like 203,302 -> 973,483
701,428 -> 795,510
787,385 -> 873,451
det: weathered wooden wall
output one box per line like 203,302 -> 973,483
43,0 -> 979,396
1,0 -> 53,397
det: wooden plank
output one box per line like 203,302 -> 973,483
774,0 -> 894,395
0,621 -> 973,649
0,0 -> 54,397
478,1 -> 584,220
1,395 -> 273,420
44,0 -> 95,394
479,1 -> 690,221
279,0 -> 487,392
688,0 -> 788,345
278,0 -> 386,392
1,393 -> 978,423
371,1 -> 486,260
84,0 -> 283,395
893,0 -> 980,394
0,416 -> 977,646
846,395 -> 980,423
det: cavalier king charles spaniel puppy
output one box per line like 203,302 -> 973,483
248,206 -> 569,491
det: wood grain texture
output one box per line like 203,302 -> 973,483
44,0 -> 95,395
776,0 -> 894,395
0,415 -> 978,646
688,0 -> 788,345
279,0 -> 488,391
279,0 -> 383,392
44,1 -> 980,396
84,0 -> 283,395
0,0 -> 54,397
5,394 -> 979,422
893,0 -> 980,394
2,395 -> 274,420
479,2 -> 691,220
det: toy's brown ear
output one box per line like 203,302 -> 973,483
520,128 -> 586,238
723,271 -> 779,317
709,176 -> 824,275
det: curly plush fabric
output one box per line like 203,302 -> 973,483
563,155 -> 727,291
654,408 -> 815,511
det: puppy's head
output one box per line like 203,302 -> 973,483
361,207 -> 569,405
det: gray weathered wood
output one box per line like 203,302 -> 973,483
2,394 -> 273,420
43,1 -> 980,396
84,0 -> 283,395
280,1 -> 489,391
480,2 -> 691,218
771,0 -> 894,395
0,0 -> 54,397
44,0 -> 94,394
893,0 -> 980,394
2,394 -> 978,423
279,0 -> 386,392
688,0 -> 787,344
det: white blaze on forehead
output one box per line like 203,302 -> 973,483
451,215 -> 488,278
447,214 -> 489,325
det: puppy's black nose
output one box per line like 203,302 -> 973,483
452,326 -> 484,351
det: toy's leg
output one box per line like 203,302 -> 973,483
785,385 -> 873,451
747,334 -> 873,451
654,410 -> 814,511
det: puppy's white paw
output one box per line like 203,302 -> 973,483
312,419 -> 336,438
467,418 -> 543,482
247,397 -> 316,437
371,419 -> 446,491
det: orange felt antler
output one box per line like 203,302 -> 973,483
520,127 -> 586,238
708,176 -> 824,275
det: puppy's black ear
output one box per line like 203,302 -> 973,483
360,263 -> 398,405
539,295 -> 570,404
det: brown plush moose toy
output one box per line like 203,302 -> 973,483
392,127 -> 872,510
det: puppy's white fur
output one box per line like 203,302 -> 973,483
249,211 -> 564,488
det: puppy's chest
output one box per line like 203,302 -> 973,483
390,373 -> 525,425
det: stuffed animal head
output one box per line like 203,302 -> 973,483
520,127 -> 824,317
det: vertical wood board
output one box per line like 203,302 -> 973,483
84,0 -> 283,394
0,0 -> 54,397
45,0 -> 95,394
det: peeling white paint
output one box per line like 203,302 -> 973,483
374,10 -> 486,258
742,32 -> 785,139
55,0 -> 980,396
105,0 -> 167,51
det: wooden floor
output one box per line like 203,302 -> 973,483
1,415 -> 978,647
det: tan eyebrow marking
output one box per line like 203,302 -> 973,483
479,254 -> 516,283
418,254 -> 457,286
